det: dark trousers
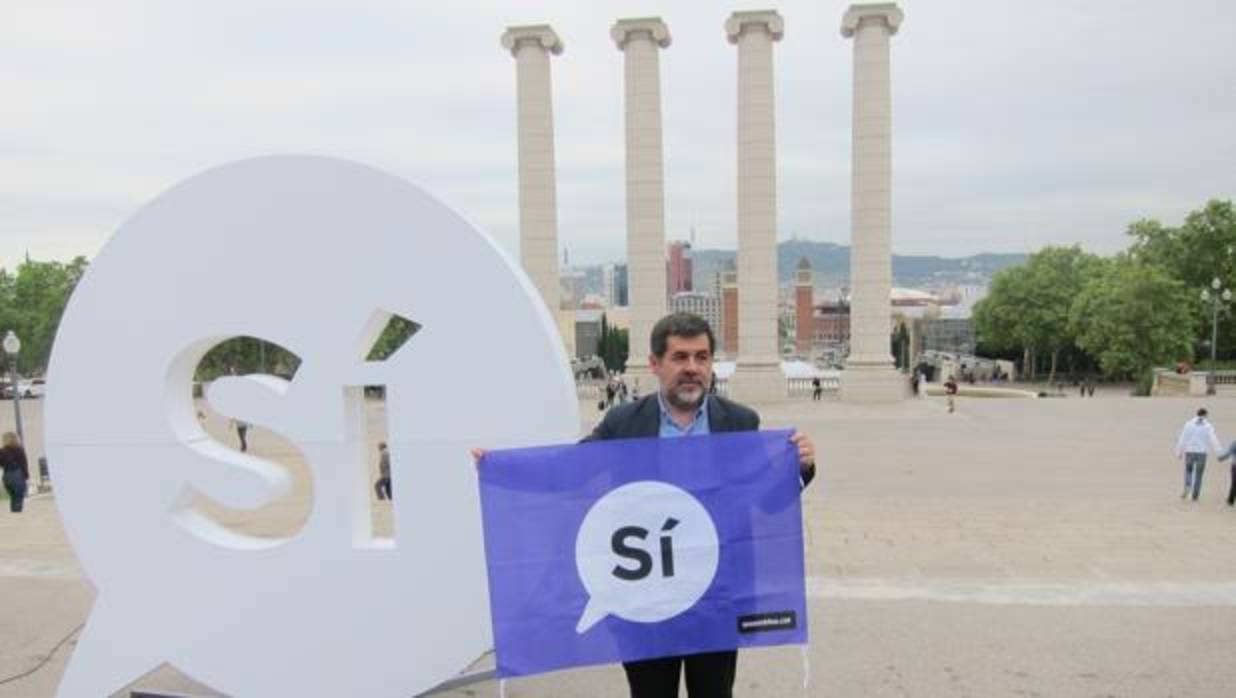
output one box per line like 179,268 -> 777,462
237,426 -> 249,453
4,476 -> 27,513
1228,464 -> 1236,506
623,650 -> 737,698
374,477 -> 392,500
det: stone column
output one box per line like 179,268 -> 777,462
726,10 -> 785,403
840,3 -> 905,404
501,25 -> 564,319
612,18 -> 671,378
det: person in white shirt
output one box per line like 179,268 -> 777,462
1176,408 -> 1223,501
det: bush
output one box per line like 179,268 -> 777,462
1132,370 -> 1154,397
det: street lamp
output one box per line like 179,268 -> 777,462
2,330 -> 24,449
1200,277 -> 1233,378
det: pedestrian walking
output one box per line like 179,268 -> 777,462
811,376 -> 822,401
1176,408 -> 1223,501
1220,439 -> 1236,508
944,376 -> 959,413
232,419 -> 251,452
374,442 -> 392,500
1,432 -> 30,513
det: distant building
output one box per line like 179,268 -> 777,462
579,293 -> 607,310
813,299 -> 851,356
574,309 -> 604,358
560,267 -> 587,310
794,258 -> 814,354
669,291 -> 721,341
602,263 -> 629,307
666,241 -> 693,295
921,317 -> 975,356
720,265 -> 739,357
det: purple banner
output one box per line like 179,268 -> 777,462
478,429 -> 807,678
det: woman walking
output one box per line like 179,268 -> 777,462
1,432 -> 30,513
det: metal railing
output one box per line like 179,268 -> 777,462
786,375 -> 840,397
1210,370 -> 1236,386
577,375 -> 842,401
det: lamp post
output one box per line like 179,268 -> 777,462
2,330 -> 24,449
1201,277 -> 1232,391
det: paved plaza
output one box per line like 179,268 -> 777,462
3,389 -> 1236,697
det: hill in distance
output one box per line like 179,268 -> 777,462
690,240 -> 1025,289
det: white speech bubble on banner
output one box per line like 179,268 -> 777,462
44,155 -> 579,698
574,481 -> 720,633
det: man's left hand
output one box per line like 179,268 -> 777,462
790,431 -> 815,475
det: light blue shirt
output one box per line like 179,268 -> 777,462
657,390 -> 711,438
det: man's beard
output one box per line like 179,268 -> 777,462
665,380 -> 705,411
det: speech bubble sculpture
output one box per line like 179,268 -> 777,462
44,155 -> 580,697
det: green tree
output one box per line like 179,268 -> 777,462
973,246 -> 1104,382
596,314 -> 629,373
973,264 -> 1033,366
1069,257 -> 1196,380
1127,199 -> 1236,359
0,257 -> 89,375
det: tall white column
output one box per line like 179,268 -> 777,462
840,3 -> 905,404
612,18 -> 671,379
501,25 -> 564,319
726,10 -> 785,403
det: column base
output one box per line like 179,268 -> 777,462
727,362 -> 785,404
840,362 -> 907,404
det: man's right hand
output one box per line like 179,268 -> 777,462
470,448 -> 486,465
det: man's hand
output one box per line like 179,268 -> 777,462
470,448 -> 486,466
790,431 -> 815,475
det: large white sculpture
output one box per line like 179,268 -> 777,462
44,156 -> 580,697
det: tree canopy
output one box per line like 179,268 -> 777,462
972,245 -> 1105,381
0,257 -> 89,376
1127,199 -> 1236,358
974,199 -> 1234,382
1070,257 -> 1197,378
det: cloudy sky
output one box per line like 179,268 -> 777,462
2,0 -> 1234,268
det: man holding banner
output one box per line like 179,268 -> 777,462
477,312 -> 816,698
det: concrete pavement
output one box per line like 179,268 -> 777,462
3,389 -> 1236,697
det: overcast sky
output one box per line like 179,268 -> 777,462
2,0 -> 1234,268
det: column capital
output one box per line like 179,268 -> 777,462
501,25 -> 564,57
841,3 -> 903,38
726,10 -> 784,44
611,17 -> 671,50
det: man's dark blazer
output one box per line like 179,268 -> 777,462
583,393 -> 815,487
